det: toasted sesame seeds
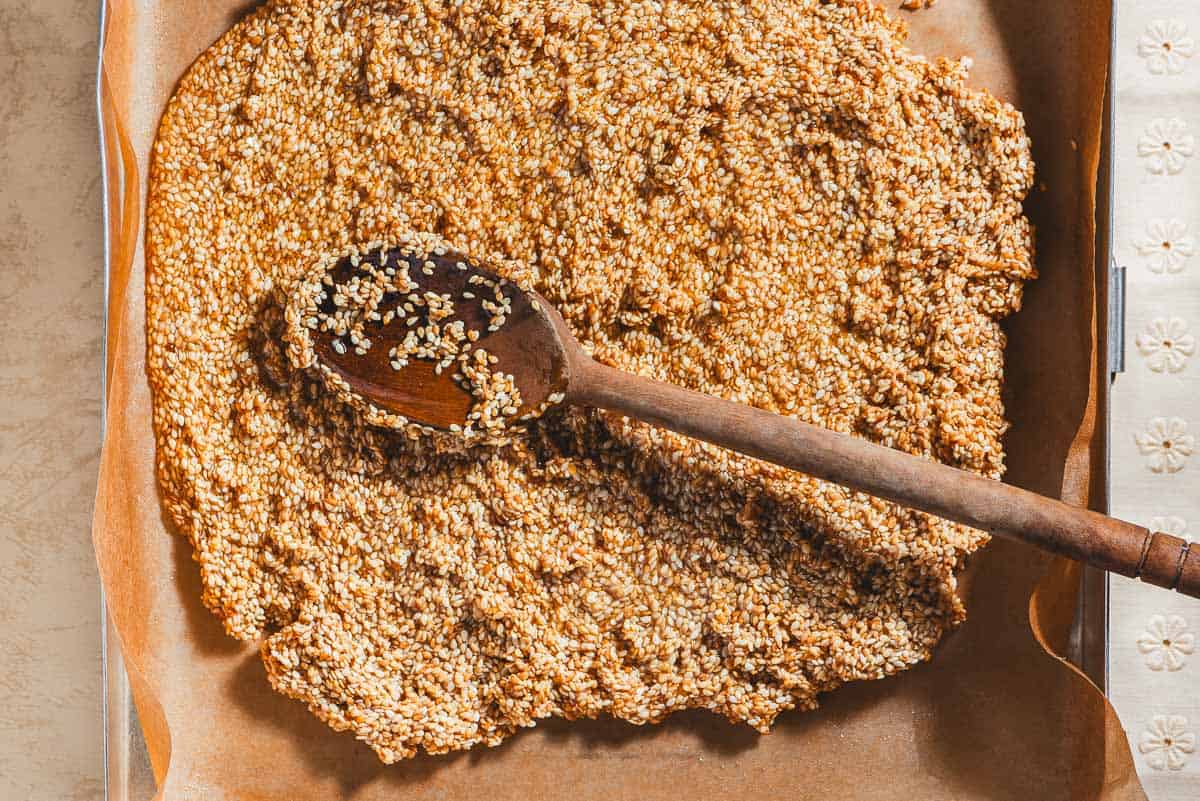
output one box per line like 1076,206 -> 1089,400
147,0 -> 1033,767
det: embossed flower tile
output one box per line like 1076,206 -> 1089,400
1111,2 -> 1200,799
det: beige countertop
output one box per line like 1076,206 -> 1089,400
0,0 -> 105,799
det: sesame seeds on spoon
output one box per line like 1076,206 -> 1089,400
284,234 -> 569,442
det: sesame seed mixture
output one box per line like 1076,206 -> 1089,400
147,0 -> 1034,763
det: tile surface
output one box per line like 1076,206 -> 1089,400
1110,1 -> 1200,800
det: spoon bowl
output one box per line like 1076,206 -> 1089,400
305,246 -> 574,430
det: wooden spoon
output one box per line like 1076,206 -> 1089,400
304,246 -> 1200,599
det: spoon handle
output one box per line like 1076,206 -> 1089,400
572,359 -> 1200,599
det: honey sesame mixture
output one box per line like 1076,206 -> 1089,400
147,0 -> 1034,763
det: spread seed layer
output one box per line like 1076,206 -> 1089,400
147,0 -> 1034,763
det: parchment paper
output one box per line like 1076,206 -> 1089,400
93,1 -> 1149,798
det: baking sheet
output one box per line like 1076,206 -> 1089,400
93,1 -> 1146,798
